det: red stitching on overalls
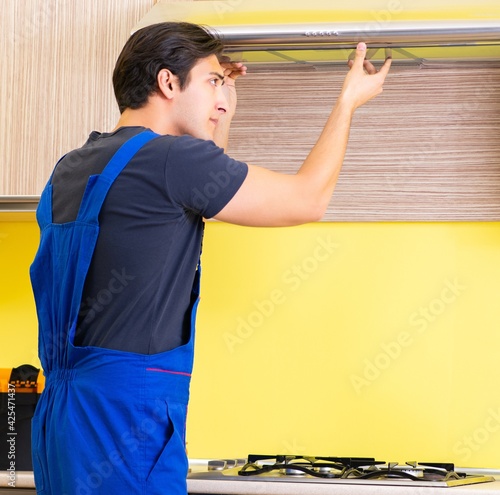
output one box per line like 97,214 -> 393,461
146,367 -> 191,377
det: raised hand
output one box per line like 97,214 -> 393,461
341,42 -> 392,111
219,57 -> 248,118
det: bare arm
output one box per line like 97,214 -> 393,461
213,43 -> 391,227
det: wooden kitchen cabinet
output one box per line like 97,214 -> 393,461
4,57 -> 500,221
0,0 -> 154,198
2,0 -> 500,221
228,59 -> 500,221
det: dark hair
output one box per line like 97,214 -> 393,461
112,22 -> 224,113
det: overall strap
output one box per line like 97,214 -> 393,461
77,130 -> 159,223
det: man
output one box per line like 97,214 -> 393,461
30,22 -> 390,495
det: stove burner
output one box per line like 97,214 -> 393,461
189,454 -> 496,488
238,455 -> 471,482
239,455 -> 383,479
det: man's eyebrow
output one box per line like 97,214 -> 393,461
209,71 -> 225,81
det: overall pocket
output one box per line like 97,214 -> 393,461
144,399 -> 188,493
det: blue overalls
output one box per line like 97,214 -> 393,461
30,131 -> 198,495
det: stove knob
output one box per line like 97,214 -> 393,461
208,460 -> 227,471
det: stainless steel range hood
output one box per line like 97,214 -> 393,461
133,0 -> 500,63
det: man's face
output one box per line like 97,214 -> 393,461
169,55 -> 228,141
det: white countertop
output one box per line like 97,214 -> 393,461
2,465 -> 500,494
187,478 -> 500,495
186,462 -> 500,495
0,471 -> 34,489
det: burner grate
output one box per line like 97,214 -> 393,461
238,455 -> 471,482
240,455 -> 384,479
189,454 -> 496,488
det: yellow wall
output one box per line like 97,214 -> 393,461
0,220 -> 40,368
2,219 -> 499,468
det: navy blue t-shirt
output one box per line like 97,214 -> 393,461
51,127 -> 248,354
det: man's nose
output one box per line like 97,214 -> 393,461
217,89 -> 228,114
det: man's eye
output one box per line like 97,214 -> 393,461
210,78 -> 223,87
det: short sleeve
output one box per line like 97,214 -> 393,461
164,135 -> 248,218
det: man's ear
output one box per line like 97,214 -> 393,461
157,68 -> 177,99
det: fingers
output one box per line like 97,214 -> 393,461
347,42 -> 392,78
221,60 -> 248,80
341,42 -> 392,109
350,42 -> 367,70
363,59 -> 378,75
378,55 -> 392,78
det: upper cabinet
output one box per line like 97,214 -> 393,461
2,0 -> 500,221
227,58 -> 500,221
0,0 -> 154,199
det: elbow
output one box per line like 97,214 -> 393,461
307,205 -> 326,223
310,209 -> 325,223
306,197 -> 328,223
287,201 -> 326,225
290,185 -> 331,224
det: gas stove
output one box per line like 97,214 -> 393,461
188,454 -> 496,488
